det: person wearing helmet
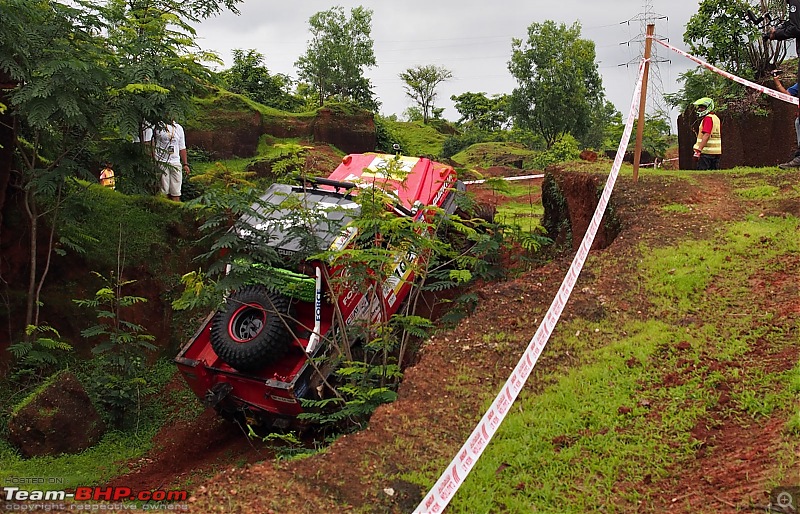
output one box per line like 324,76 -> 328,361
692,97 -> 722,170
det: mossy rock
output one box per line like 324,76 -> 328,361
7,372 -> 106,458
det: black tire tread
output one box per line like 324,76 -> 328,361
210,285 -> 293,372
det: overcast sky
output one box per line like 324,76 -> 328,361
192,1 -> 719,126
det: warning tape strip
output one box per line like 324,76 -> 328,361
640,156 -> 679,168
412,58 -> 649,514
462,173 -> 544,185
654,38 -> 798,106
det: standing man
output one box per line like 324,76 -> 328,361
692,97 -> 722,170
766,0 -> 800,90
149,120 -> 189,201
772,71 -> 800,168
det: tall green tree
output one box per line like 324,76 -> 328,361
294,6 -> 378,110
1,0 -> 112,336
508,20 -> 605,148
399,65 -> 453,124
450,91 -> 510,132
218,49 -> 303,112
103,0 -> 241,142
582,99 -> 622,151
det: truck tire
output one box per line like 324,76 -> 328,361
210,285 -> 293,372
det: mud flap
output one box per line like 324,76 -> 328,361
203,382 -> 233,409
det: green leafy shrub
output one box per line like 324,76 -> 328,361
531,134 -> 581,169
74,272 -> 157,427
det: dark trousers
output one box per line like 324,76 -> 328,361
696,154 -> 720,170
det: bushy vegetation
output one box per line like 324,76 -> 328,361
6,0 -> 783,504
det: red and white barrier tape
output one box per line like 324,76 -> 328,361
640,156 -> 679,168
463,173 -> 544,185
654,38 -> 798,106
413,58 -> 649,514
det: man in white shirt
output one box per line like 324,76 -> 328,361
146,121 -> 190,201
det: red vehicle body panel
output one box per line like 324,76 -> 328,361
325,154 -> 457,213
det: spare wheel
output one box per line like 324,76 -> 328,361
210,285 -> 293,372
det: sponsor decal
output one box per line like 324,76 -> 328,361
431,173 -> 455,207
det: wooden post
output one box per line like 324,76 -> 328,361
632,23 -> 655,183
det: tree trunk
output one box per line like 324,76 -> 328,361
24,188 -> 37,337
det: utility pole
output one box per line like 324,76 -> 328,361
620,0 -> 670,179
633,24 -> 655,183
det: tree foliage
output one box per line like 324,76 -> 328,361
218,49 -> 304,112
508,20 -> 605,148
450,91 -> 511,132
399,65 -> 453,124
583,99 -> 622,151
103,0 -> 244,141
75,271 -> 157,427
295,6 -> 378,111
0,0 -> 240,342
684,0 -> 787,78
1,0 -> 113,336
665,67 -> 748,115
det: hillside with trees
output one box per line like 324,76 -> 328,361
0,1 -> 798,513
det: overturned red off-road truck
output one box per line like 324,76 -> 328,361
175,153 -> 464,429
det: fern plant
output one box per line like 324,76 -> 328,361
7,324 -> 73,383
297,360 -> 399,432
272,143 -> 312,179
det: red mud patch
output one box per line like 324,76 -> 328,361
105,377 -> 265,493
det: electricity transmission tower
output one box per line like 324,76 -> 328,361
620,0 -> 672,123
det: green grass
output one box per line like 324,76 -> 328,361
190,89 -> 315,132
735,185 -> 780,199
485,182 -> 544,232
642,239 -> 727,315
662,203 -> 691,213
59,181 -> 191,273
642,215 -> 799,316
451,142 -> 537,170
422,320 -> 699,513
0,430 -> 158,490
405,212 -> 800,513
496,201 -> 544,233
382,120 -> 447,157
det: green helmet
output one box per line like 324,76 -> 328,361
692,97 -> 714,115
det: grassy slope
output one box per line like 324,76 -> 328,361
432,167 -> 800,513
447,219 -> 799,512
